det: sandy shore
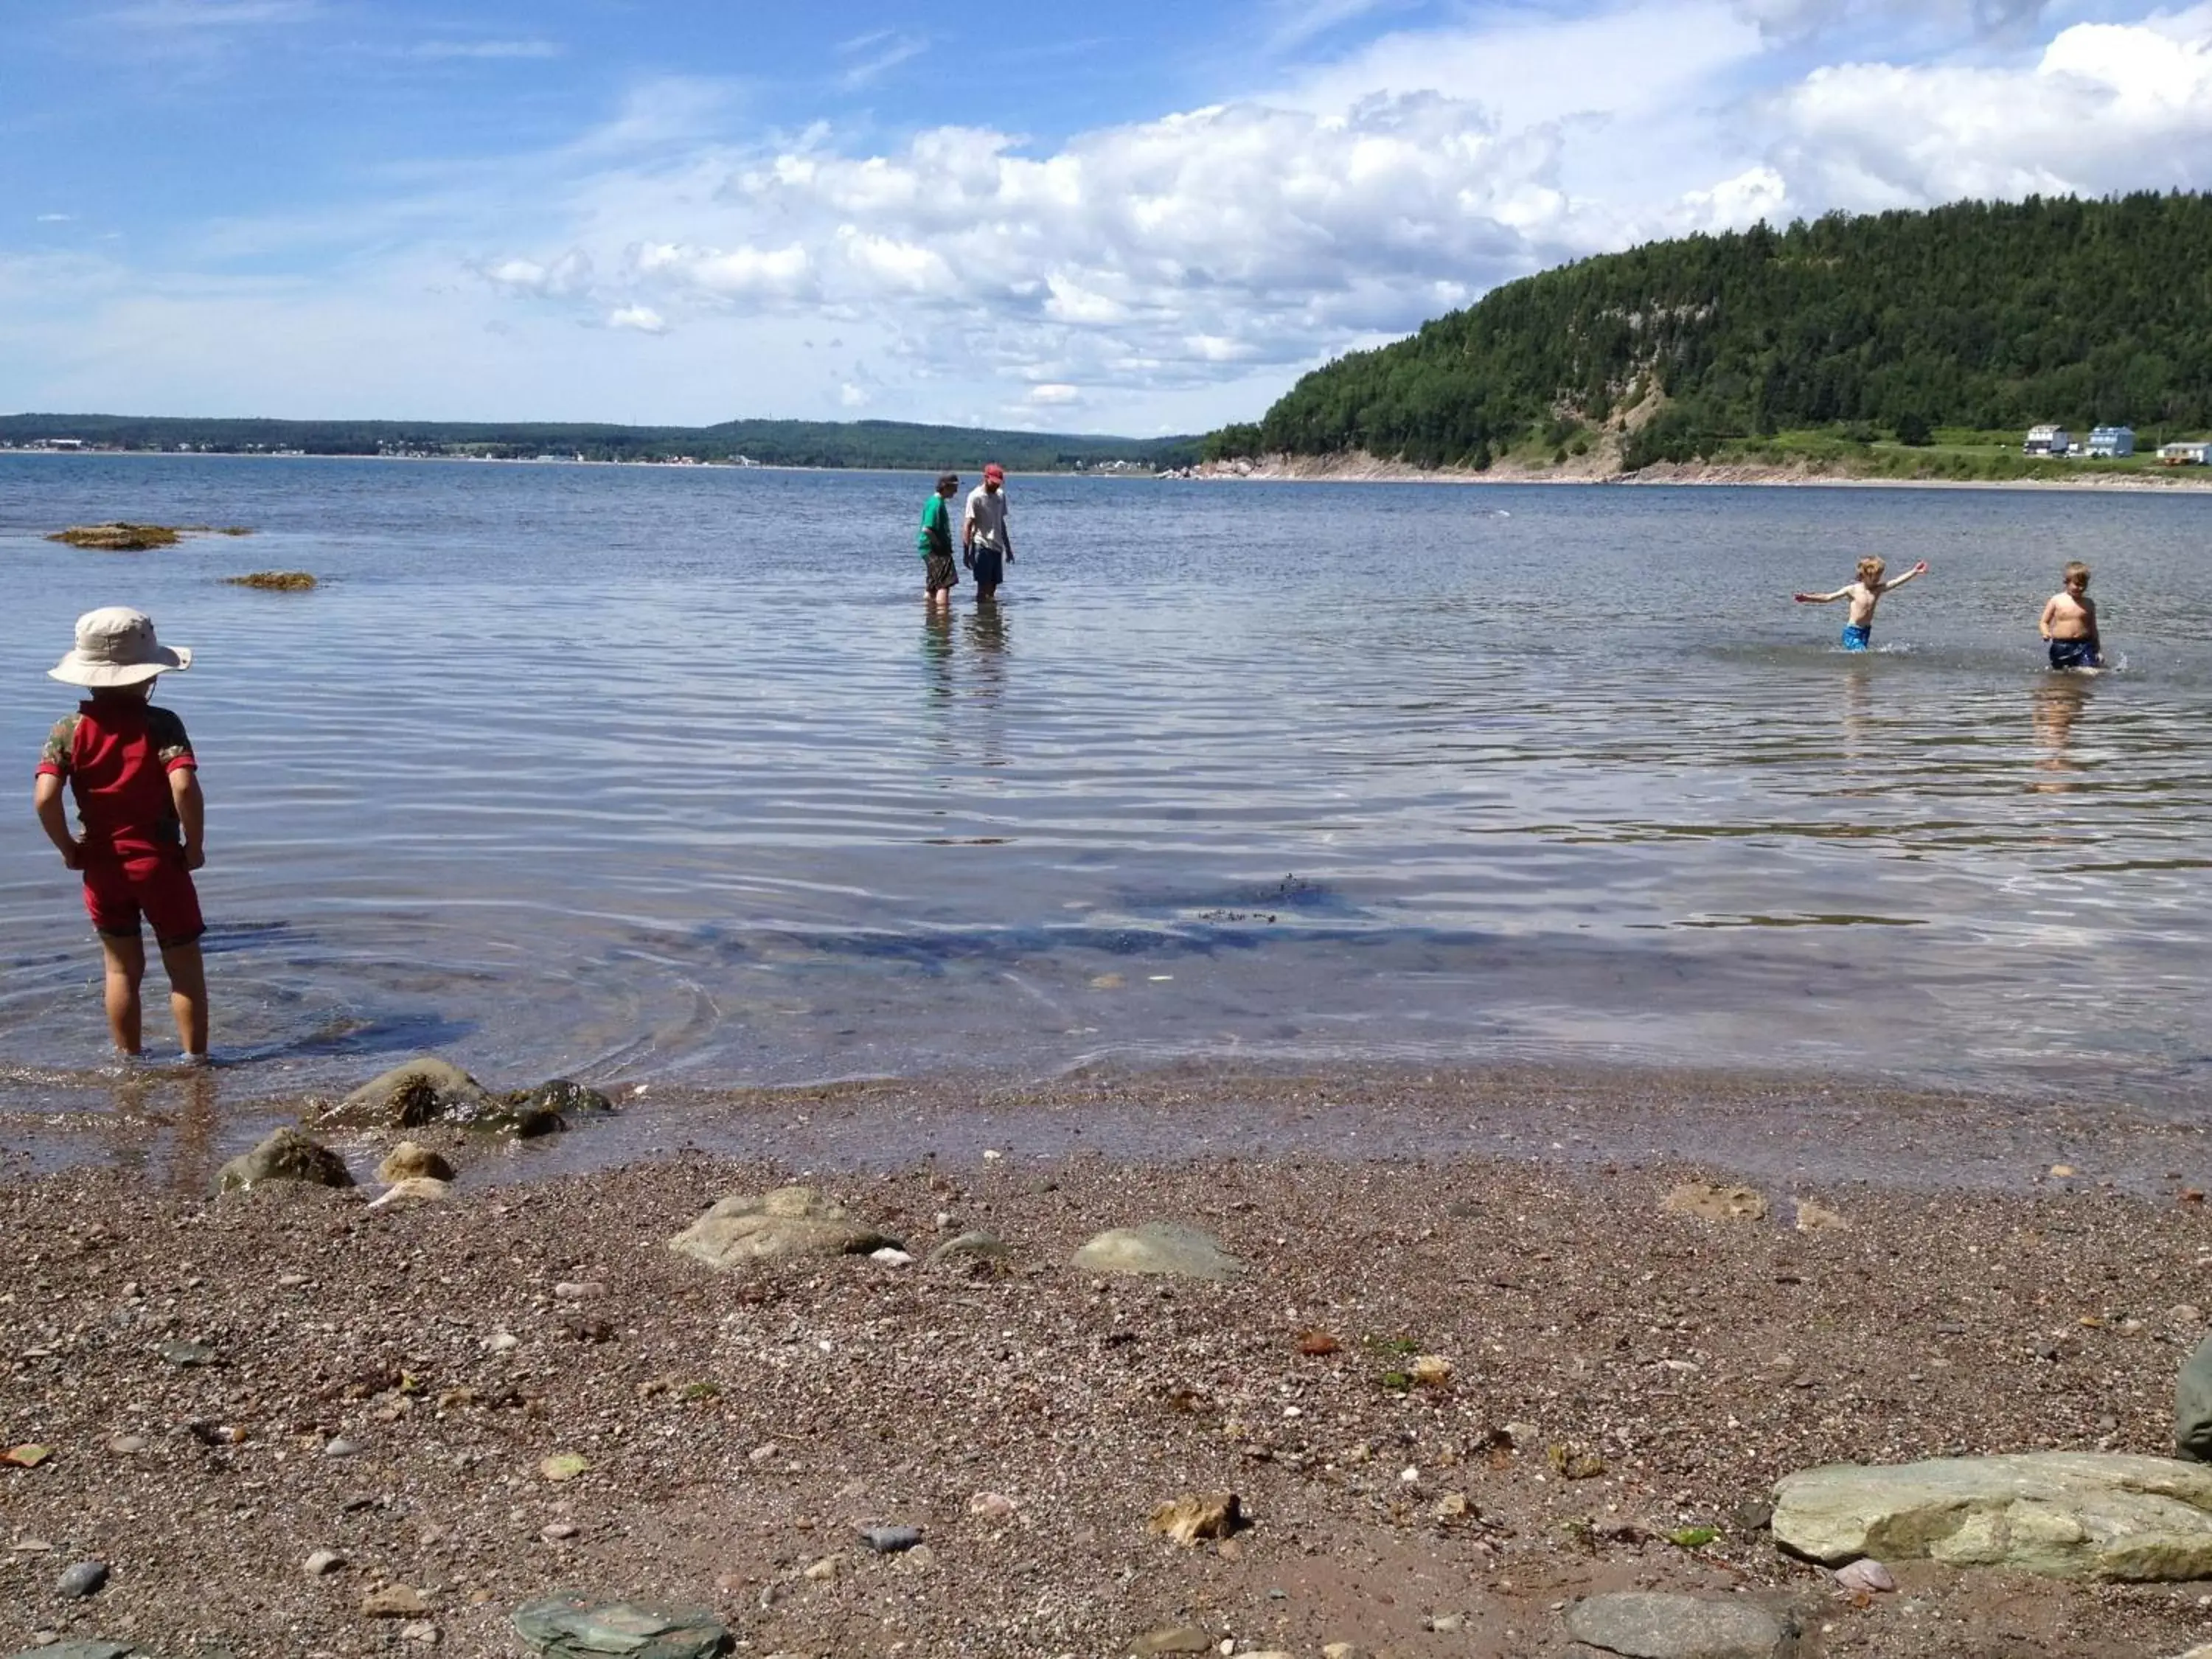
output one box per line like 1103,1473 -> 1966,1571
5,1063 -> 2212,1658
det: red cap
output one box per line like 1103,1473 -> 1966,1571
983,463 -> 1005,482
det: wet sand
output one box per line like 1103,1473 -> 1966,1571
4,1061 -> 2212,1657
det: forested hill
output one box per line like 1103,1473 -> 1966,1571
1217,192 -> 2212,469
0,413 -> 1197,472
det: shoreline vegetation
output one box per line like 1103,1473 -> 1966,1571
0,413 -> 1200,474
1202,194 -> 2212,495
4,1059 -> 2212,1656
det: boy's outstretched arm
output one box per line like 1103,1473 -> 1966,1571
1793,587 -> 1848,604
34,773 -> 80,869
1880,560 -> 1931,592
170,766 -> 206,872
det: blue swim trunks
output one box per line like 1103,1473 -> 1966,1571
1840,622 -> 1871,653
2048,638 -> 2101,671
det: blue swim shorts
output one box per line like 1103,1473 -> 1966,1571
2048,638 -> 2101,671
1840,622 -> 1871,652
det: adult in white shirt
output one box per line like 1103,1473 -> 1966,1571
962,462 -> 1014,602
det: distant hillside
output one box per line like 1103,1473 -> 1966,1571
0,413 -> 1198,473
1214,192 -> 2212,470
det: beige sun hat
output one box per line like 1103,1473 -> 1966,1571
49,606 -> 192,689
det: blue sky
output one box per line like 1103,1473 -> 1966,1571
6,0 -> 2212,432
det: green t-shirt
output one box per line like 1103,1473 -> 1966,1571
916,493 -> 952,559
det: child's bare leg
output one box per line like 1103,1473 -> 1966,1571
100,933 -> 146,1055
159,939 -> 210,1057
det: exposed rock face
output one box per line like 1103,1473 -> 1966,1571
1073,1222 -> 1243,1281
217,1129 -> 354,1194
1563,1591 -> 1796,1658
510,1590 -> 729,1658
1773,1453 -> 2212,1580
668,1186 -> 902,1270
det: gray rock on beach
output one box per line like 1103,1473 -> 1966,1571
1773,1452 -> 2212,1579
3,1644 -> 139,1659
926,1229 -> 1009,1266
1074,1222 -> 1243,1281
510,1590 -> 729,1658
217,1128 -> 354,1194
56,1559 -> 110,1599
669,1186 -> 903,1270
2176,1332 -> 2212,1461
1563,1591 -> 1798,1659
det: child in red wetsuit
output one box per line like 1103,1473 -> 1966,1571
33,607 -> 210,1062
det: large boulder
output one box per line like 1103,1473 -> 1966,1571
321,1057 -> 495,1129
1563,1591 -> 1797,1659
218,1129 -> 354,1194
319,1059 -> 608,1137
511,1591 -> 728,1658
669,1186 -> 902,1270
1074,1222 -> 1242,1281
1773,1452 -> 2212,1580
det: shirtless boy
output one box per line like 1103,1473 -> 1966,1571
1794,556 -> 1930,651
2039,560 -> 2102,670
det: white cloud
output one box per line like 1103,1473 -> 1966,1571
1268,0 -> 1395,53
412,38 -> 564,60
839,381 -> 871,407
607,305 -> 668,334
37,213 -> 76,223
837,29 -> 928,89
481,250 -> 594,297
1775,7 -> 2212,208
630,241 -> 815,302
1026,383 -> 1082,405
108,0 -> 315,25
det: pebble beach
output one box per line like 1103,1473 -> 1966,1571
5,1062 -> 2212,1659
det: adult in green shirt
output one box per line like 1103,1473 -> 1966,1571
917,472 -> 959,613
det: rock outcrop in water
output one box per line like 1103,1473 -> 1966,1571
49,524 -> 183,551
225,571 -> 317,590
316,1056 -> 613,1138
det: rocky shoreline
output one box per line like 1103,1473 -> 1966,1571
6,1060 -> 2212,1657
1176,451 -> 2212,492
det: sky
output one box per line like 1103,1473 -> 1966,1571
7,1 -> 2212,434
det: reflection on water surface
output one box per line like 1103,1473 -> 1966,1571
3,456 -> 2210,1133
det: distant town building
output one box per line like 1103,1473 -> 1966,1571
2087,425 -> 2135,457
2158,440 -> 2211,465
2023,424 -> 2070,456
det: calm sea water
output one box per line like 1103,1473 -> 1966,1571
4,454 -> 2209,1123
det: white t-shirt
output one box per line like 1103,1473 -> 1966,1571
964,484 -> 1009,552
